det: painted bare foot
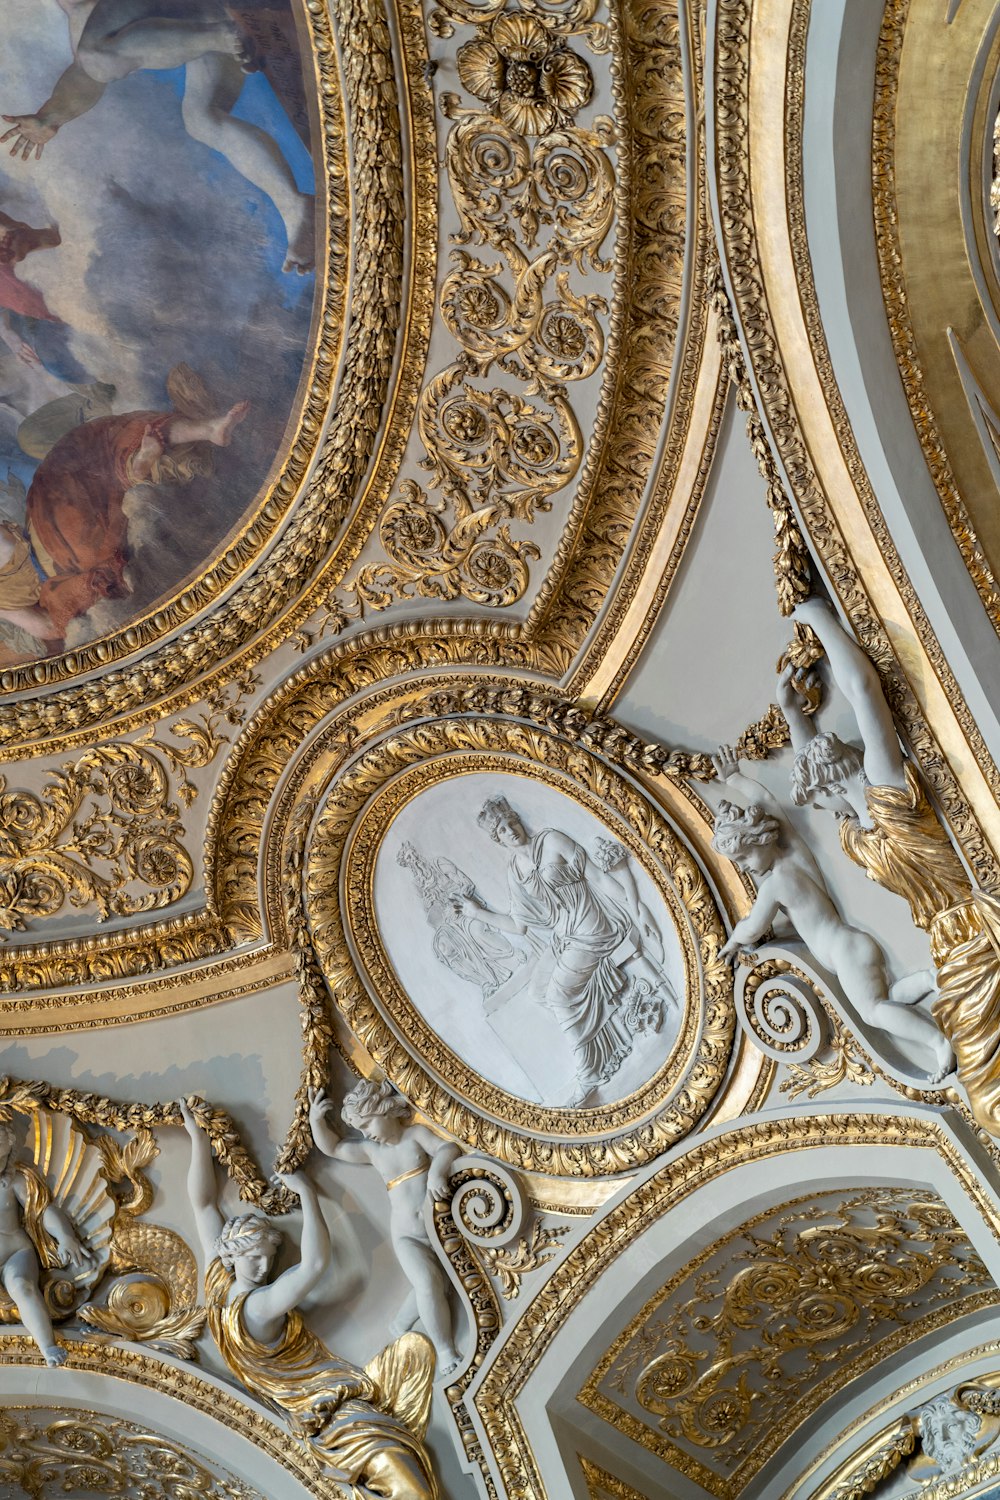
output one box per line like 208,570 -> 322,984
133,423 -> 165,480
208,401 -> 250,447
42,1343 -> 67,1367
282,196 -> 316,274
438,1348 -> 461,1378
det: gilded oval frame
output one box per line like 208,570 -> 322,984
305,717 -> 734,1176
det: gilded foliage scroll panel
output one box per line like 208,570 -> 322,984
580,1187 -> 998,1498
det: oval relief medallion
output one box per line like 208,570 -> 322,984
307,717 -> 734,1176
379,771 -> 685,1111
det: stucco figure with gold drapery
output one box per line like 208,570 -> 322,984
180,1098 -> 439,1500
780,597 -> 1000,1133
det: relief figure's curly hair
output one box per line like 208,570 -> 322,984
712,800 -> 781,861
341,1078 -> 410,1131
789,733 -> 864,807
215,1212 -> 282,1271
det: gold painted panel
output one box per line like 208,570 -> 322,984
874,0 -> 1000,628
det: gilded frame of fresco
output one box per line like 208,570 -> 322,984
0,0 -> 720,766
304,714 -> 735,1176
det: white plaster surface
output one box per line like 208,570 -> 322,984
376,770 -> 685,1109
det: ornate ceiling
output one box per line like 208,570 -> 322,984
0,0 -> 999,1497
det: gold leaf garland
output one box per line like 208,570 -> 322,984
0,1078 -> 279,1213
823,1419 -> 917,1500
709,262 -> 812,617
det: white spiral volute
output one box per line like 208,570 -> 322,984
448,1155 -> 528,1248
734,958 -> 826,1062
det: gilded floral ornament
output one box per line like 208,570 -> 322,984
343,0 -> 614,616
457,13 -> 593,136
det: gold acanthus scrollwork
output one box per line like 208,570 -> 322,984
0,1407 -> 263,1500
0,1338 -> 340,1496
780,1016 -> 876,1102
476,1113 -> 1000,1500
345,18 -> 614,615
579,1457 -> 655,1500
483,1220 -> 571,1299
0,676 -> 254,940
595,1188 -> 995,1498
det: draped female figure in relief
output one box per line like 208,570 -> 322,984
782,596 -> 1000,1131
459,796 -> 673,1104
179,1099 -> 439,1500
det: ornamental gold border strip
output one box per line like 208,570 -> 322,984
713,0 -> 1000,883
872,0 -> 1000,639
579,1456 -> 654,1500
534,0 -> 724,697
0,1336 -> 338,1496
304,716 -> 735,1176
472,1113 -> 1000,1500
563,3 -> 728,708
0,0 -> 438,759
577,1186 -> 999,1499
0,949 -> 294,1037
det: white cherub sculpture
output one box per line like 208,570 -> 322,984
711,745 -> 953,1081
0,1115 -> 94,1365
309,1081 -> 463,1376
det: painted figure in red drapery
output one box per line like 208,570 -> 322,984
25,394 -> 248,640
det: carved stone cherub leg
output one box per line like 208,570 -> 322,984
2,1245 -> 64,1366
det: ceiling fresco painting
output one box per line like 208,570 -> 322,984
3,1 -> 1000,1498
0,0 -> 318,673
